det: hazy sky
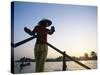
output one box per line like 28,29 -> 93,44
13,1 -> 97,60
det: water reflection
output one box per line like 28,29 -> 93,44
80,61 -> 85,64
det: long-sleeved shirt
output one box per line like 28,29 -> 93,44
32,25 -> 54,44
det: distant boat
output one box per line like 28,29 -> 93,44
20,62 -> 31,67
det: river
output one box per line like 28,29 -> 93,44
14,60 -> 97,74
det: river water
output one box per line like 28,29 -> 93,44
14,60 -> 97,74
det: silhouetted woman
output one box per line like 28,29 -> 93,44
24,19 -> 55,72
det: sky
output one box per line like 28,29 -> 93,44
12,1 -> 97,60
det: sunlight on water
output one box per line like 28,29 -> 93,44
80,61 -> 85,64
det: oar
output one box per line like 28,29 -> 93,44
11,36 -> 36,48
47,42 -> 91,69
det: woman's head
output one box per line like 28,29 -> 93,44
38,19 -> 52,27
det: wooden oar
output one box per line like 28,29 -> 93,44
47,42 -> 91,69
11,36 -> 36,48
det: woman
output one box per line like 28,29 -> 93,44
24,19 -> 55,72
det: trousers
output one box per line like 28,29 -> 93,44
34,44 -> 48,72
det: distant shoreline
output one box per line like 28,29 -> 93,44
15,59 -> 97,62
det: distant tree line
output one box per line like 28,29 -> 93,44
15,51 -> 97,62
56,51 -> 97,61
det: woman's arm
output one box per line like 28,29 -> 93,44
47,26 -> 55,35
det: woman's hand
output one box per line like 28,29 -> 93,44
51,26 -> 55,32
24,27 -> 33,36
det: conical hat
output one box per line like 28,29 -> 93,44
38,19 -> 52,26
